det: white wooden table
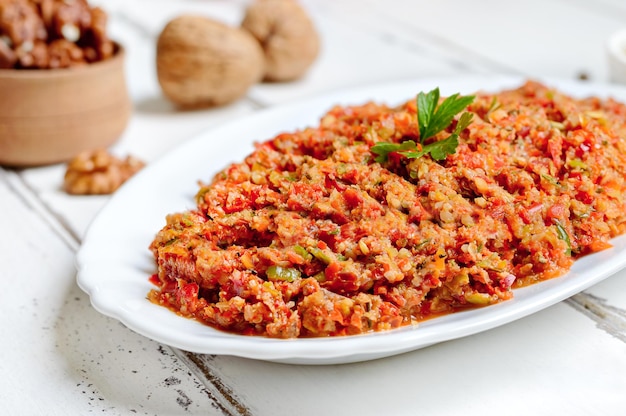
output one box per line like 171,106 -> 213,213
3,1 -> 626,414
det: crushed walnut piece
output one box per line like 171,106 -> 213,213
63,149 -> 145,195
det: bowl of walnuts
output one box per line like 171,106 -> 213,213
0,0 -> 131,167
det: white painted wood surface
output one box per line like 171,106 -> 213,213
2,0 -> 626,414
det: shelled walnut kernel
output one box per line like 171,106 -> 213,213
0,0 -> 113,69
63,149 -> 144,195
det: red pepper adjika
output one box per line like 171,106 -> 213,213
148,81 -> 626,338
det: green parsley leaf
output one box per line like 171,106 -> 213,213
414,135 -> 459,161
419,89 -> 475,141
371,88 -> 475,163
417,88 -> 440,140
370,140 -> 418,164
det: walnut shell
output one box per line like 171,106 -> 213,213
241,0 -> 319,82
156,15 -> 265,108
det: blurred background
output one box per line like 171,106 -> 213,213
90,0 -> 626,159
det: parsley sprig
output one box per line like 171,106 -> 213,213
371,88 -> 475,163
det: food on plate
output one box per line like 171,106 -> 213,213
156,15 -> 265,108
148,81 -> 626,338
241,0 -> 319,82
64,149 -> 144,195
0,0 -> 113,69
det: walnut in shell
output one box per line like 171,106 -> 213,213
156,15 -> 265,108
241,0 -> 319,82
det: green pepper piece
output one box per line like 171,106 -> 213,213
294,245 -> 312,261
308,247 -> 334,264
312,271 -> 327,283
266,265 -> 301,282
554,220 -> 572,256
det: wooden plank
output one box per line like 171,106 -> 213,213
0,170 -> 223,414
184,303 -> 626,416
569,270 -> 626,343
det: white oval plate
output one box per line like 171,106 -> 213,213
77,75 -> 626,365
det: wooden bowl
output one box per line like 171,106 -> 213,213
0,43 -> 131,167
